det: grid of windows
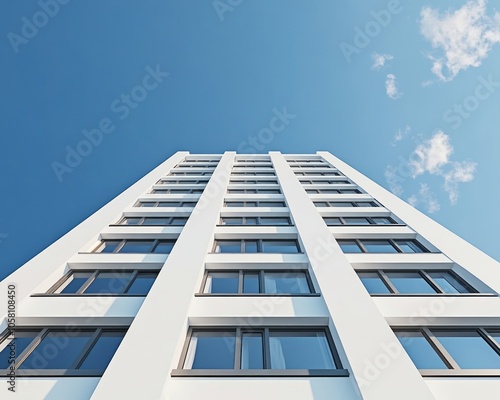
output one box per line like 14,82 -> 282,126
314,201 -> 379,208
0,328 -> 127,376
337,239 -> 429,253
357,270 -> 475,294
173,327 -> 346,376
92,239 -> 176,254
213,239 -> 301,253
201,270 -> 314,295
224,201 -> 286,207
47,270 -> 158,295
219,216 -> 292,226
324,216 -> 398,226
395,328 -> 500,373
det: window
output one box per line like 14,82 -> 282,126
227,189 -> 281,194
224,201 -> 286,207
337,239 -> 429,253
213,239 -> 300,253
0,328 -> 127,376
47,270 -> 158,295
314,201 -> 379,208
173,327 -> 346,376
295,172 -> 340,176
300,180 -> 350,185
231,172 -> 276,176
136,201 -> 197,208
92,239 -> 175,254
229,180 -> 278,184
158,179 -> 209,184
169,171 -> 213,176
357,270 -> 475,294
306,189 -> 361,194
220,217 -> 292,226
117,216 -> 188,226
151,189 -> 203,194
395,328 -> 500,374
202,270 -> 313,294
324,216 -> 398,226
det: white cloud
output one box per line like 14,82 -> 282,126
409,131 -> 453,176
372,53 -> 393,70
386,74 -> 402,99
443,161 -> 477,203
420,0 -> 500,81
384,165 -> 404,196
407,183 -> 441,213
392,125 -> 411,146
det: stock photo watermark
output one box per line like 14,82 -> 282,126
51,64 -> 169,182
213,0 -> 244,22
340,0 -> 402,63
237,107 -> 296,153
7,0 -> 72,54
6,283 -> 17,392
443,74 -> 500,130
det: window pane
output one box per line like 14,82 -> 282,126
139,202 -> 155,207
226,202 -> 243,207
79,331 -> 124,371
142,217 -> 170,226
361,240 -> 398,253
269,331 -> 336,369
215,241 -> 241,253
371,217 -> 394,225
158,202 -> 180,207
181,202 -> 197,207
260,217 -> 290,225
259,202 -> 284,207
394,240 -> 426,253
434,330 -> 500,369
337,240 -> 362,253
261,240 -> 299,253
84,272 -> 133,294
314,202 -> 329,207
118,240 -> 154,253
171,217 -> 188,226
356,202 -> 377,207
241,333 -> 264,369
395,331 -> 448,369
264,272 -> 310,294
221,218 -> 243,225
126,274 -> 157,295
187,332 -> 235,369
343,217 -> 371,225
96,240 -> 122,253
20,331 -> 93,369
386,272 -> 437,294
206,272 -> 239,293
243,273 -> 260,293
153,240 -> 175,253
121,217 -> 142,225
244,217 -> 258,225
242,240 -> 258,253
0,331 -> 39,368
324,217 -> 342,226
329,202 -> 353,207
357,272 -> 390,294
428,272 -> 470,294
59,272 -> 92,294
245,202 -> 258,207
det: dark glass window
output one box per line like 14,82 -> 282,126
0,331 -> 39,369
119,240 -> 155,253
125,273 -> 157,295
241,333 -> 264,369
323,217 -> 342,225
264,272 -> 310,294
205,272 -> 239,294
84,272 -> 133,294
358,272 -> 390,294
153,240 -> 176,253
337,240 -> 362,253
385,272 -> 437,294
59,272 -> 92,294
98,240 -> 122,253
261,240 -> 300,253
78,331 -> 125,371
187,331 -> 236,369
395,331 -> 448,369
361,240 -> 398,253
243,273 -> 260,293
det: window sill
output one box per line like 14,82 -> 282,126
0,369 -> 105,377
195,293 -> 320,297
31,293 -> 148,297
370,293 -> 497,297
171,369 -> 349,377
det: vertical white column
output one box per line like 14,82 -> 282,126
270,152 -> 436,400
90,152 -> 235,400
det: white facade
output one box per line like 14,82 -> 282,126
0,151 -> 499,400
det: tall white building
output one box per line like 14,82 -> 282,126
1,151 -> 499,400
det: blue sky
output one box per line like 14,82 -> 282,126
1,0 -> 499,280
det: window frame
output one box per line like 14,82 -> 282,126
0,327 -> 128,377
212,239 -> 302,254
394,327 -> 500,376
223,201 -> 287,208
37,269 -> 159,296
357,270 -> 478,295
197,269 -> 317,296
314,201 -> 379,208
337,238 -> 429,253
135,201 -> 198,208
172,326 -> 348,377
115,216 -> 189,226
324,216 -> 399,226
91,239 -> 176,254
219,216 -> 293,226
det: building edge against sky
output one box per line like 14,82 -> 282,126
0,151 -> 498,400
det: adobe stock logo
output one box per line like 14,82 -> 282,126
7,0 -> 72,54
